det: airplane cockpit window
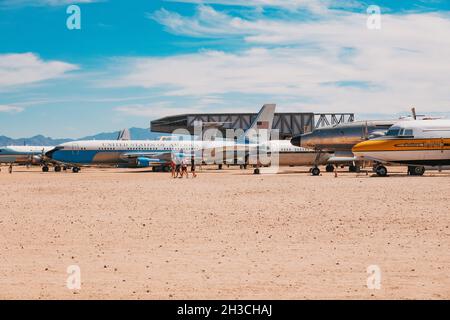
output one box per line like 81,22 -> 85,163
403,129 -> 413,136
386,128 -> 400,136
398,128 -> 413,137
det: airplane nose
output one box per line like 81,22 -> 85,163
45,146 -> 63,159
352,140 -> 378,153
290,135 -> 301,147
352,141 -> 368,154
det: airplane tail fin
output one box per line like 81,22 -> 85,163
245,104 -> 276,143
117,128 -> 131,140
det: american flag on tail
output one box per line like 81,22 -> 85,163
257,121 -> 269,129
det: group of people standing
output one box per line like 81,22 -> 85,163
170,156 -> 197,178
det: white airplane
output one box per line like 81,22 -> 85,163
46,105 -> 274,173
46,105 -> 332,173
260,140 -> 331,168
352,119 -> 450,176
0,146 -> 55,172
0,128 -> 133,173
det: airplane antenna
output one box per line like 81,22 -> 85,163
411,107 -> 417,120
364,121 -> 369,140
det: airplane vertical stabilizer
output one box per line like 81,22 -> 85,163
117,128 -> 131,140
245,104 -> 276,143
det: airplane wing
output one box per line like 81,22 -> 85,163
326,151 -> 357,163
120,151 -> 173,162
327,156 -> 357,163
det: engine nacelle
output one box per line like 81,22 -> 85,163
134,157 -> 161,168
31,155 -> 43,165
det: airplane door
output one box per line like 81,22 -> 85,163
72,143 -> 79,155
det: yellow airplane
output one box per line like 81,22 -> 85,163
352,119 -> 450,176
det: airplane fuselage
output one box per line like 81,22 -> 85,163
290,120 -> 395,152
353,120 -> 450,167
47,139 -> 331,167
0,146 -> 54,165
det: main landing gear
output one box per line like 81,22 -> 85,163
72,167 -> 80,173
408,166 -> 425,176
311,167 -> 321,176
374,165 -> 425,177
325,164 -> 335,173
41,165 -> 69,173
374,165 -> 388,177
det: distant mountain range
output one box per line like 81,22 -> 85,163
0,128 -> 162,146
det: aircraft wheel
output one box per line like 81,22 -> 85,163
325,164 -> 335,172
54,166 -> 61,172
409,166 -> 425,176
415,166 -> 425,176
253,168 -> 260,175
311,167 -> 320,176
42,166 -> 49,172
72,167 -> 80,173
375,165 -> 387,177
349,165 -> 357,172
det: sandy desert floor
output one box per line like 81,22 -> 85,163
0,165 -> 449,299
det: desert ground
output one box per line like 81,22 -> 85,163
0,165 -> 449,299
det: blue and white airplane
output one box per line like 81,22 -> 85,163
0,128 -> 133,173
46,105 -> 276,173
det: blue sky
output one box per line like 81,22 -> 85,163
0,0 -> 449,138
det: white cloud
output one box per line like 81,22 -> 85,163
152,6 -> 251,38
106,7 -> 450,114
0,105 -> 24,113
0,53 -> 78,90
164,0 -> 357,14
115,95 -> 228,118
115,102 -> 203,118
